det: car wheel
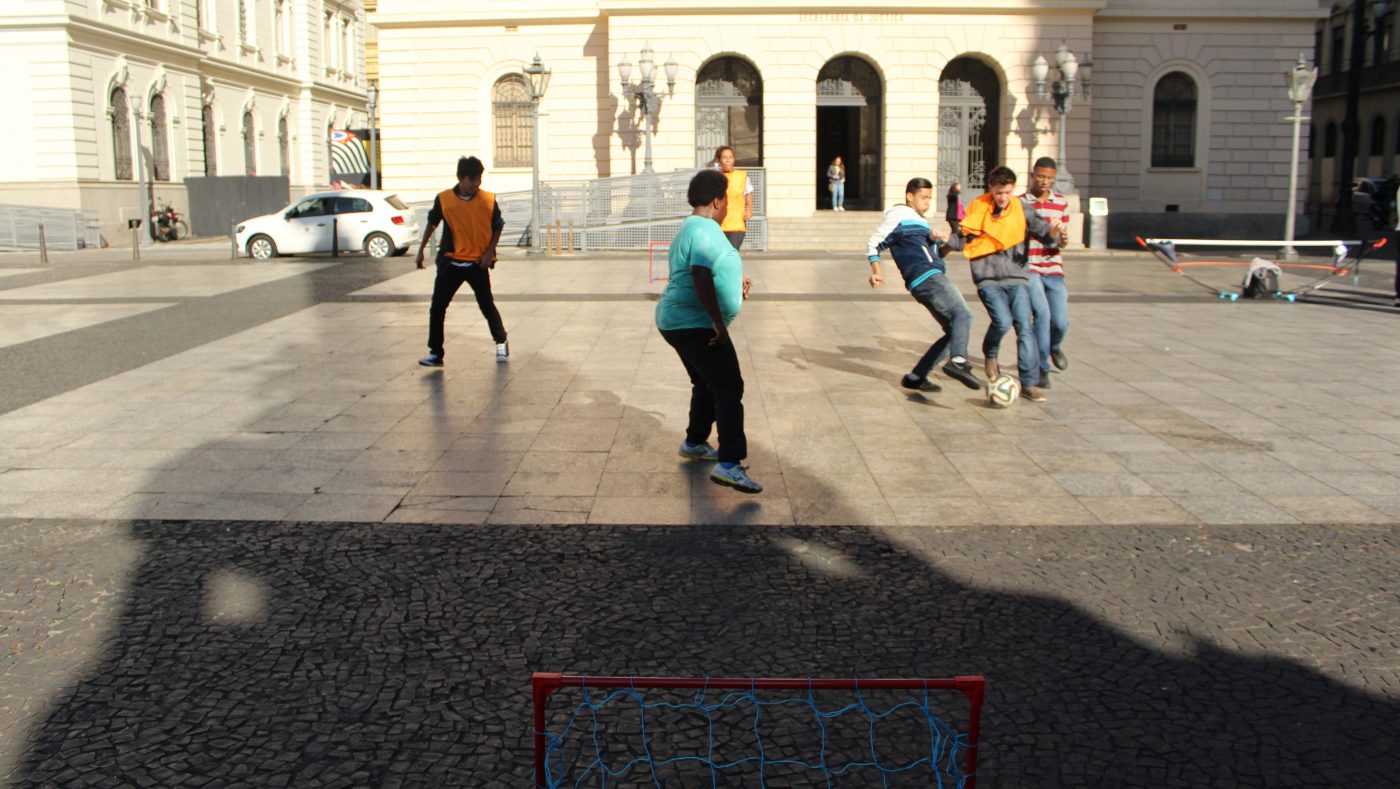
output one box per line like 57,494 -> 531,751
365,232 -> 394,259
247,234 -> 278,260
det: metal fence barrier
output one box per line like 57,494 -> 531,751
0,204 -> 102,251
408,168 -> 767,253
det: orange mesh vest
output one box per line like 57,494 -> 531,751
438,188 -> 496,261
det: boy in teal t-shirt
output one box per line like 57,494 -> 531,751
655,169 -> 760,494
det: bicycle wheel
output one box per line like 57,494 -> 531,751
174,220 -> 190,240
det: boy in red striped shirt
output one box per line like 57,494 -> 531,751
1025,157 -> 1071,387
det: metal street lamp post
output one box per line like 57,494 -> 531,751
525,54 -> 552,255
132,104 -> 152,247
367,83 -> 379,190
617,45 -> 679,173
1032,44 -> 1092,195
1282,54 -> 1317,260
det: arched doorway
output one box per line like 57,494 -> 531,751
816,56 -> 882,211
695,56 -> 763,167
937,57 -> 1000,213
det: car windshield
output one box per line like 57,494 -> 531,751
385,195 -> 410,210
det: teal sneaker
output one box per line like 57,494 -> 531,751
710,463 -> 763,494
678,440 -> 719,461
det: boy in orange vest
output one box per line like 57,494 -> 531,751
942,166 -> 1064,402
414,156 -> 508,367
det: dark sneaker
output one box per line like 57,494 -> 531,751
710,463 -> 763,494
1040,370 -> 1052,389
418,354 -> 444,367
900,373 -> 942,393
678,440 -> 719,461
1051,348 -> 1068,370
1023,386 -> 1047,402
942,359 -> 982,390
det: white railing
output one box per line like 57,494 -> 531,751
0,204 -> 102,251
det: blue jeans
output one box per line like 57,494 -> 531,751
1027,272 -> 1069,374
831,181 -> 844,208
976,281 -> 1039,388
908,274 -> 973,379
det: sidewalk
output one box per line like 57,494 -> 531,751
1,245 -> 1396,528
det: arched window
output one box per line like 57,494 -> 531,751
242,111 -> 257,175
1370,115 -> 1386,156
111,87 -> 133,181
492,74 -> 532,168
278,115 -> 290,175
1324,122 -> 1337,158
696,56 -> 763,168
150,93 -> 170,181
1151,72 -> 1197,168
202,104 -> 217,175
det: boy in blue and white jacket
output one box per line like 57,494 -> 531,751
865,177 -> 981,392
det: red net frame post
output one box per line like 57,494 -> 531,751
648,242 -> 671,283
531,673 -> 986,788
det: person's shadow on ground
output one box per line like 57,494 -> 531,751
14,519 -> 1398,787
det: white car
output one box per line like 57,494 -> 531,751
236,190 -> 420,260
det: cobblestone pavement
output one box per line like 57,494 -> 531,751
2,519 -> 1396,786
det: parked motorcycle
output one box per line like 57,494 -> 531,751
151,202 -> 190,242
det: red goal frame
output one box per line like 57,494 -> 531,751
532,673 -> 986,788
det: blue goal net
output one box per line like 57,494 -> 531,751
532,674 -> 985,788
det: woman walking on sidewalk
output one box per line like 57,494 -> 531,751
827,156 -> 846,211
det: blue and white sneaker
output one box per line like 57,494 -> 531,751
710,463 -> 763,494
678,440 -> 719,461
418,354 -> 444,367
496,341 -> 510,362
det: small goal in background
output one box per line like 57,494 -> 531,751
532,673 -> 986,787
648,242 -> 671,283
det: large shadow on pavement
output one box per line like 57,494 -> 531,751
15,520 -> 1398,786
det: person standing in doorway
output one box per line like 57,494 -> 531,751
414,155 -> 509,367
827,156 -> 847,211
714,145 -> 753,250
945,181 -> 965,235
1024,157 -> 1072,387
942,166 -> 1064,402
656,168 -> 760,494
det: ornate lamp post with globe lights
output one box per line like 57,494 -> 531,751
1032,45 -> 1092,195
524,53 -> 551,255
1282,54 -> 1317,260
617,45 -> 679,173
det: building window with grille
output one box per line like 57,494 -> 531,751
1331,24 -> 1345,74
150,94 -> 171,181
278,115 -> 290,175
1324,122 -> 1337,158
1371,116 -> 1386,156
492,74 -> 532,168
111,87 -> 133,181
1150,72 -> 1197,169
202,104 -> 217,175
243,111 -> 257,175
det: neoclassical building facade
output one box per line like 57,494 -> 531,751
371,0 -> 1324,242
0,0 -> 369,243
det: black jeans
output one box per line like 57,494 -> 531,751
428,260 -> 506,358
660,328 -> 747,464
724,231 -> 745,251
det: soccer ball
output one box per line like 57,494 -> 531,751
987,374 -> 1020,408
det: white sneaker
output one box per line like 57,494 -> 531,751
710,463 -> 763,494
678,440 -> 719,461
496,341 -> 509,362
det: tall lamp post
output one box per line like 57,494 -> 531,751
132,104 -> 152,247
367,83 -> 379,190
617,45 -> 678,173
524,53 -> 551,255
1032,44 -> 1092,195
1282,54 -> 1317,260
1332,0 -> 1390,234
